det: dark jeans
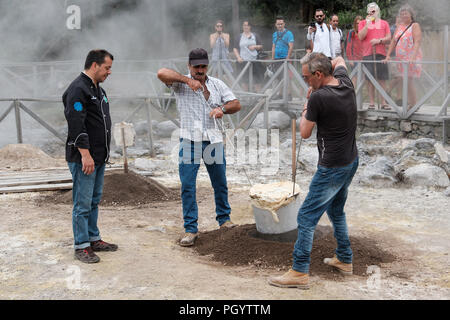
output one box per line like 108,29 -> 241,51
178,139 -> 231,233
68,162 -> 104,249
292,157 -> 359,273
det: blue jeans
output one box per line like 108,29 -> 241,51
68,162 -> 105,249
179,139 -> 231,233
292,157 -> 359,274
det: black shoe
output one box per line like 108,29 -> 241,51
90,240 -> 118,252
74,247 -> 100,263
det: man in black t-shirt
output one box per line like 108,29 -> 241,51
269,53 -> 359,289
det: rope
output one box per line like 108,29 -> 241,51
193,88 -> 253,186
212,114 -> 253,186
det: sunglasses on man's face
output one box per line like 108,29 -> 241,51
193,65 -> 208,69
302,71 -> 317,81
316,14 -> 324,18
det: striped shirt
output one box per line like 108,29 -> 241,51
169,74 -> 236,144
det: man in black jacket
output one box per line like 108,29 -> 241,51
63,49 -> 117,263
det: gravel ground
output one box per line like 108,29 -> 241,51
0,161 -> 449,300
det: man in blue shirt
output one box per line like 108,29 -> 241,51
271,17 -> 294,60
271,17 -> 294,99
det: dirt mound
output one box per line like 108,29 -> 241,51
43,170 -> 180,206
194,224 -> 397,279
0,144 -> 65,170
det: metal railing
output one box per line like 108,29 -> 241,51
1,27 -> 449,148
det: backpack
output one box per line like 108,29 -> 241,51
329,25 -> 343,42
344,29 -> 354,59
312,24 -> 342,55
274,30 -> 289,47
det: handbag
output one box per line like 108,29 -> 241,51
257,51 -> 268,60
394,22 -> 413,49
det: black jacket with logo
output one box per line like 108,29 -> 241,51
62,72 -> 112,165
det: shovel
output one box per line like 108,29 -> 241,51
290,118 -> 302,198
121,127 -> 129,173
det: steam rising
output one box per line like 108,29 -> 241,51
0,0 -> 195,62
1,0 -> 447,63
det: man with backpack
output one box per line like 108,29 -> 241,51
330,14 -> 344,58
307,9 -> 332,58
272,17 -> 294,61
271,17 -> 294,99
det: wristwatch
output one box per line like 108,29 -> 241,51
221,105 -> 226,114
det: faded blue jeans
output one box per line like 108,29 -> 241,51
68,162 -> 104,249
179,139 -> 231,233
292,157 -> 359,274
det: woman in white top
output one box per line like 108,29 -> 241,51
233,20 -> 264,91
210,20 -> 233,74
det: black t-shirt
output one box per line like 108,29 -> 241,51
305,66 -> 358,168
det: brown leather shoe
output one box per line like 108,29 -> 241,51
268,269 -> 309,289
220,220 -> 237,229
179,232 -> 198,247
323,255 -> 353,275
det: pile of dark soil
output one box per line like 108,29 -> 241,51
194,224 -> 397,279
41,170 -> 180,206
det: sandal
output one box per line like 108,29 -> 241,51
380,104 -> 391,110
368,104 -> 376,110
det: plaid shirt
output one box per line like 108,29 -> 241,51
169,74 -> 236,144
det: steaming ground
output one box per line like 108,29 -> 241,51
0,152 -> 449,299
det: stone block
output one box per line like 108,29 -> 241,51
400,121 -> 412,132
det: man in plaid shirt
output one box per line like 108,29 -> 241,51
157,48 -> 241,247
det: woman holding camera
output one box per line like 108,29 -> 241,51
210,20 -> 233,74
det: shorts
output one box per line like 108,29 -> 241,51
363,54 -> 389,80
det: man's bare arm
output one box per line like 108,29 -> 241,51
300,88 -> 315,139
300,110 -> 315,139
331,56 -> 347,71
209,99 -> 241,119
287,42 -> 294,59
358,19 -> 370,40
157,68 -> 201,91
